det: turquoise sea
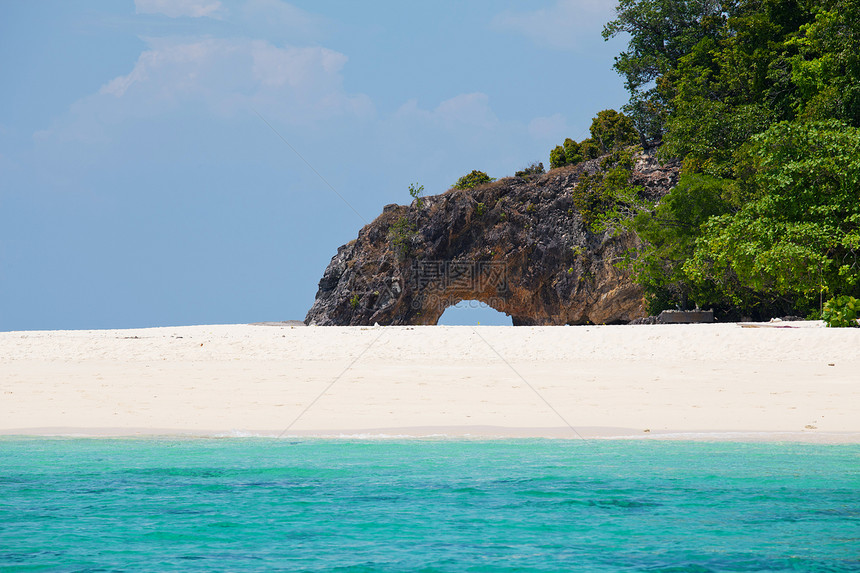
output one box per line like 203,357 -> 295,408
1,438 -> 858,572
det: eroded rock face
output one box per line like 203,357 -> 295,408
305,151 -> 679,325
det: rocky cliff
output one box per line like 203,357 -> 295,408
305,150 -> 679,325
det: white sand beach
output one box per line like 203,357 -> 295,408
1,323 -> 858,441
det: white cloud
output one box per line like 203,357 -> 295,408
34,34 -> 374,149
435,93 -> 500,129
94,37 -> 372,123
491,0 -> 615,50
135,0 -> 223,18
394,93 -> 499,131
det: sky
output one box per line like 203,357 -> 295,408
0,0 -> 629,330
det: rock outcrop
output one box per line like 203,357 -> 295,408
305,150 -> 679,325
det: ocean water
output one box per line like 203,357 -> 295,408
0,439 -> 858,572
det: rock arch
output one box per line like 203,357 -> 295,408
305,152 -> 679,326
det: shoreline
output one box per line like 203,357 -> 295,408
2,323 -> 858,443
2,426 -> 859,444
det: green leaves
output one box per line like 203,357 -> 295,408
822,295 -> 860,327
629,121 -> 860,317
629,173 -> 732,311
685,120 -> 860,305
549,146 -> 568,170
549,110 -> 637,169
602,0 -> 726,143
590,109 -> 639,153
572,149 -> 647,234
602,0 -> 726,92
563,138 -> 582,165
388,216 -> 417,261
408,183 -> 425,210
789,0 -> 860,126
515,162 -> 545,179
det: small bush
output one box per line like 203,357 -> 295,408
388,216 -> 417,260
475,202 -> 486,216
349,294 -> 360,309
822,295 -> 860,327
408,183 -> 425,210
454,170 -> 494,190
515,162 -> 545,178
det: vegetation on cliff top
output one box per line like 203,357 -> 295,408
549,109 -> 639,169
453,170 -> 495,190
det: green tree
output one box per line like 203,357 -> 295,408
660,0 -> 814,175
515,162 -> 545,178
549,110 -> 638,170
601,0 -> 860,318
602,0 -> 725,93
821,295 -> 860,327
662,97 -> 775,177
388,216 -> 417,260
602,0 -> 726,143
573,149 -> 647,233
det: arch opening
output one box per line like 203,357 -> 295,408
437,300 -> 513,326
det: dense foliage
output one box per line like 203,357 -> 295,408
626,173 -> 734,314
600,0 -> 860,318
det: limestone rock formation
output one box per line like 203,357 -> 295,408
305,150 -> 679,325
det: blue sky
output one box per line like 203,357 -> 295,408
0,0 -> 629,330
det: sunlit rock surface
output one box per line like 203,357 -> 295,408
306,150 -> 679,325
